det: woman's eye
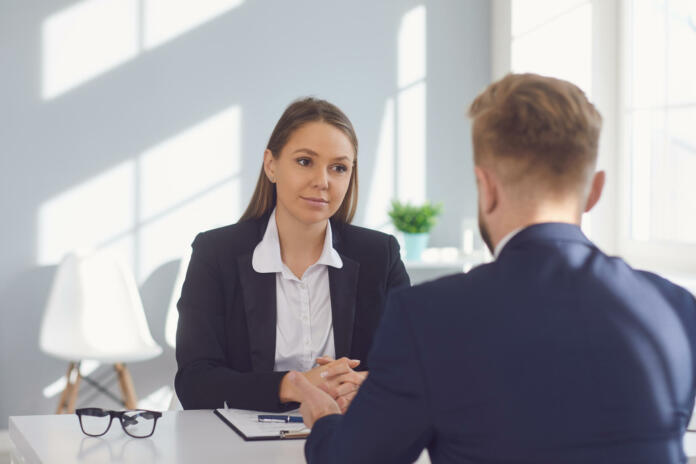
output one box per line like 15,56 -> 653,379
297,158 -> 311,167
332,164 -> 348,173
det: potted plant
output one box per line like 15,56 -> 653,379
388,200 -> 443,261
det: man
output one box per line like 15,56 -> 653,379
289,73 -> 696,463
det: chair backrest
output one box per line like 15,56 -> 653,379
164,252 -> 191,349
40,250 -> 162,363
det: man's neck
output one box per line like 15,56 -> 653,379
489,206 -> 581,252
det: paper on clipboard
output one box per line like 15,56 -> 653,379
214,407 -> 310,440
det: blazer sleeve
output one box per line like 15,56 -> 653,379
305,289 -> 433,464
386,234 -> 410,291
174,233 -> 293,412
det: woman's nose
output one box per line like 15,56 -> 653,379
312,168 -> 329,189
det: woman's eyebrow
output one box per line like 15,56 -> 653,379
292,148 -> 352,162
292,148 -> 319,156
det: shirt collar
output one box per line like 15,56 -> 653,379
252,208 -> 343,274
316,221 -> 344,268
494,227 -> 523,259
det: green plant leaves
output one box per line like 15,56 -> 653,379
388,200 -> 443,234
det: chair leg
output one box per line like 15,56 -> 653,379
66,364 -> 82,413
56,362 -> 81,414
114,363 -> 137,410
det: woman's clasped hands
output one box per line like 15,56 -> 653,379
280,356 -> 368,413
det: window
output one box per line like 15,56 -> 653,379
623,0 -> 696,248
615,0 -> 696,273
493,0 -> 597,236
493,0 -> 696,272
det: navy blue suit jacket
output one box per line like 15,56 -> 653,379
306,223 -> 696,464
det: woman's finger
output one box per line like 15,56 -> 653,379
334,381 -> 359,397
315,356 -> 334,366
321,361 -> 352,379
332,370 -> 367,386
316,356 -> 360,369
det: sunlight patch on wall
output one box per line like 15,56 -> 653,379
144,0 -> 245,49
364,99 -> 395,230
139,107 -> 241,219
137,105 -> 242,279
397,82 -> 426,204
396,5 -> 426,205
138,179 -> 240,283
38,161 -> 136,266
398,5 -> 426,88
42,0 -> 139,99
38,105 -> 242,284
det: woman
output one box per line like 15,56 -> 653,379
175,97 -> 410,412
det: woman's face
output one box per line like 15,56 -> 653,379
264,122 -> 355,225
265,121 -> 355,227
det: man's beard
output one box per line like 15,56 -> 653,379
478,209 -> 494,254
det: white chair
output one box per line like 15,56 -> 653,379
40,250 -> 162,413
162,252 -> 192,412
164,252 -> 191,349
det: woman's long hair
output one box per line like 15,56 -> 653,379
239,97 -> 359,223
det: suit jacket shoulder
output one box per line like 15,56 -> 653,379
193,219 -> 262,258
391,262 -> 494,321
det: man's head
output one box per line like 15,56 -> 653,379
468,73 -> 605,252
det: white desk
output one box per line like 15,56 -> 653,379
9,410 -> 305,464
9,410 -> 696,463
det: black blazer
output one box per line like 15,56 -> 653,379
174,212 -> 410,411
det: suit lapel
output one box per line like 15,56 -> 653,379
329,260 -> 359,359
237,252 -> 277,373
329,222 -> 360,358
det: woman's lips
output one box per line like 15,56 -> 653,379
301,196 -> 329,207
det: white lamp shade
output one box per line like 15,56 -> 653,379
40,251 -> 162,363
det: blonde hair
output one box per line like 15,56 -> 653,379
468,73 -> 602,191
239,97 -> 359,223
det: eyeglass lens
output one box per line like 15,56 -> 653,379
121,410 -> 157,438
78,408 -> 111,436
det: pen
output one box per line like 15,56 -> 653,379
258,414 -> 303,423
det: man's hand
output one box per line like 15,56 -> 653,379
288,371 -> 340,428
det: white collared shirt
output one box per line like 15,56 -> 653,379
252,209 -> 342,373
494,227 -> 524,259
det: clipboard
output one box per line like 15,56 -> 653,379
214,407 -> 310,441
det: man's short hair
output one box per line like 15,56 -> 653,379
468,73 -> 602,192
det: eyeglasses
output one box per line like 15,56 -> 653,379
76,408 -> 162,438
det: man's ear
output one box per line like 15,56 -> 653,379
263,149 -> 276,183
584,170 -> 605,213
474,165 -> 498,214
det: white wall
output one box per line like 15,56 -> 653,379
0,0 -> 491,427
